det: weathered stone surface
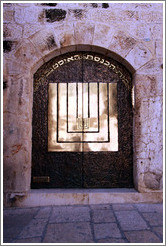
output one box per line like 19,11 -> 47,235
93,24 -> 114,48
142,212 -> 163,226
114,211 -> 149,230
112,204 -> 135,211
12,237 -> 42,243
109,31 -> 137,58
144,172 -> 162,190
43,222 -> 93,243
137,58 -> 163,74
155,40 -> 163,59
152,226 -> 163,238
18,219 -> 47,238
45,9 -> 67,22
92,209 -> 116,223
35,206 -> 52,219
135,203 -> 163,213
125,43 -> 152,70
3,208 -> 38,238
29,29 -> 58,56
134,74 -> 162,99
94,223 -> 122,239
49,206 -> 90,223
74,22 -> 95,44
139,10 -> 163,23
53,24 -> 75,48
3,10 -> 14,23
97,238 -> 126,243
68,9 -> 87,20
23,24 -> 42,38
124,230 -> 161,243
3,24 -> 22,39
14,7 -> 39,24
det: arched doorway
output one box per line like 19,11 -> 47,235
31,51 -> 133,188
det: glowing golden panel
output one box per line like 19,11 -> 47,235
48,82 -> 118,152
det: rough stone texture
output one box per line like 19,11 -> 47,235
49,206 -> 90,223
114,210 -> 149,230
92,209 -> 116,223
124,231 -> 161,243
94,223 -> 122,240
43,222 -> 93,243
4,203 -> 163,243
3,3 -> 163,203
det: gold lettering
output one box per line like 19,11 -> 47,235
110,64 -> 116,70
104,60 -> 110,66
52,63 -> 59,69
94,56 -> 100,62
67,56 -> 74,62
117,71 -> 123,78
100,59 -> 105,64
45,68 -> 54,76
58,60 -> 64,66
74,54 -> 82,60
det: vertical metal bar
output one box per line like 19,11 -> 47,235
88,83 -> 90,118
98,82 -> 100,132
107,83 -> 110,142
76,82 -> 78,118
67,82 -> 69,132
57,82 -> 59,143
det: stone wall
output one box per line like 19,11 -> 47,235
3,2 -> 163,205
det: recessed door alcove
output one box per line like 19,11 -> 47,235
31,51 -> 133,189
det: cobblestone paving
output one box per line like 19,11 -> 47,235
3,203 -> 163,243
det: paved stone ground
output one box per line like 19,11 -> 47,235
3,203 -> 163,243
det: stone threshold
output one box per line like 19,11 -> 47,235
14,188 -> 163,207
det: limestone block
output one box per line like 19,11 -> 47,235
3,142 -> 31,192
123,22 -> 151,41
151,24 -> 163,40
148,97 -> 163,134
68,9 -> 88,21
93,23 -> 114,49
134,135 -> 149,159
134,75 -> 162,99
14,7 -> 39,24
74,22 -> 95,45
144,172 -> 162,190
134,99 -> 149,135
3,24 -> 22,40
6,59 -> 26,75
109,31 -> 137,58
148,133 -> 163,169
125,44 -> 152,70
155,40 -> 163,58
118,10 -> 139,22
90,9 -> 117,23
13,39 -> 43,70
29,28 -> 59,57
3,9 -> 14,23
23,24 -> 43,39
137,58 -> 163,74
139,10 -> 163,23
53,23 -> 75,48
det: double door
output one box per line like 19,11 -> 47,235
31,52 -> 133,188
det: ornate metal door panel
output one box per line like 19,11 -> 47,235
31,52 -> 133,188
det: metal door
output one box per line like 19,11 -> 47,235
31,52 -> 133,188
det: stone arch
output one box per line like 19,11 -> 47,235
3,21 -> 161,202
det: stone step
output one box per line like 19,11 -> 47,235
8,189 -> 163,207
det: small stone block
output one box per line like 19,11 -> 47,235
124,230 -> 162,243
94,223 -> 122,240
43,222 -> 93,243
